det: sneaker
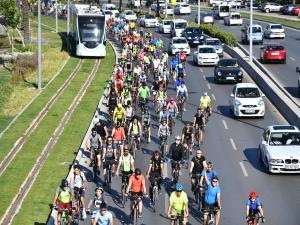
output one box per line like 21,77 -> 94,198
82,209 -> 87,220
97,170 -> 101,176
148,137 -> 151,143
138,213 -> 142,218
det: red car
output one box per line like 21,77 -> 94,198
291,5 -> 300,15
260,44 -> 286,64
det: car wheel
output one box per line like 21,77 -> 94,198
214,76 -> 218,83
261,57 -> 265,64
282,59 -> 286,64
265,8 -> 270,13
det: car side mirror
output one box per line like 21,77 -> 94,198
261,93 -> 265,97
262,140 -> 267,145
296,67 -> 300,73
230,93 -> 234,98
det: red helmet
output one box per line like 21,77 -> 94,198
170,97 -> 174,101
249,191 -> 258,198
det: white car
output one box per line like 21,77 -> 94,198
102,4 -> 119,16
159,5 -> 174,16
140,14 -> 159,27
204,38 -> 224,57
229,83 -> 265,118
195,11 -> 214,24
174,4 -> 191,15
224,12 -> 243,26
121,10 -> 137,21
264,23 -> 285,39
158,20 -> 172,33
151,2 -> 165,11
193,45 -> 219,66
259,125 -> 300,174
168,37 -> 190,55
262,2 -> 282,13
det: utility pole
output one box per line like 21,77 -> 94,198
197,0 -> 200,25
55,0 -> 58,33
165,0 -> 167,18
249,0 -> 253,63
38,0 -> 42,91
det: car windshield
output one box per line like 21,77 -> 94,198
107,6 -> 116,10
185,28 -> 201,34
267,45 -> 285,51
269,132 -> 300,146
206,40 -> 221,46
203,12 -> 213,16
105,11 -> 112,15
236,87 -> 260,98
173,39 -> 187,44
219,59 -> 238,67
220,6 -> 230,12
125,11 -> 134,15
163,21 -> 172,25
270,25 -> 283,29
252,27 -> 262,33
199,47 -> 215,53
231,14 -> 241,19
78,16 -> 105,42
146,15 -> 155,19
182,4 -> 189,7
175,22 -> 187,29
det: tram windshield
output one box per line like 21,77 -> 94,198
78,16 -> 105,43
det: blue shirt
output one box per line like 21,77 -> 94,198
201,169 -> 217,183
95,211 -> 113,225
152,38 -> 158,45
161,111 -> 169,121
171,60 -> 177,69
205,183 -> 220,204
246,198 -> 261,210
175,79 -> 186,88
174,55 -> 180,64
155,50 -> 162,58
177,66 -> 184,74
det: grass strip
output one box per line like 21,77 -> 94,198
0,58 -> 79,163
0,59 -> 96,219
11,44 -> 115,225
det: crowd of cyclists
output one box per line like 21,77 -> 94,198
51,16 -> 265,225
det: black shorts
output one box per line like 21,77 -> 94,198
183,138 -> 192,145
195,123 -> 204,131
122,170 -> 132,183
203,202 -> 218,213
149,171 -> 161,185
103,158 -> 115,169
74,187 -> 85,199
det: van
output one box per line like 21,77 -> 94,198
101,4 -> 119,15
241,24 -> 263,44
213,4 -> 230,18
171,19 -> 187,37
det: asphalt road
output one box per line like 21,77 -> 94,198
75,26 -> 300,225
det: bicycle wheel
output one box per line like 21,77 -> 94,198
153,187 -> 158,213
133,207 -> 138,225
108,168 -> 112,190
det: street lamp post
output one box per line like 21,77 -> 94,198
165,0 -> 167,18
37,0 -> 42,91
197,0 -> 200,25
249,0 -> 253,63
55,0 -> 58,33
67,0 -> 70,34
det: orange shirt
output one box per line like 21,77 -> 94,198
130,175 -> 145,193
113,127 -> 125,141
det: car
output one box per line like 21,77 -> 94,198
151,1 -> 165,11
214,58 -> 243,83
245,0 -> 262,9
170,19 -> 187,37
127,0 -> 141,8
241,24 -> 263,45
222,0 -> 242,8
193,45 -> 219,66
139,14 -> 159,27
204,38 -> 224,57
168,37 -> 190,55
182,27 -> 205,46
259,125 -> 300,174
159,5 -> 174,15
174,4 -> 191,15
194,11 -> 214,24
261,2 -> 282,13
158,20 -> 172,33
260,44 -> 286,64
264,23 -> 285,39
121,10 -> 137,21
291,5 -> 300,15
281,4 -> 297,15
209,0 -> 224,7
224,12 -> 243,26
101,4 -> 119,16
213,4 -> 230,18
229,83 -> 265,118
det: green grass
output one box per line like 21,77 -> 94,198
31,14 -> 67,33
11,44 -> 115,225
0,59 -> 96,220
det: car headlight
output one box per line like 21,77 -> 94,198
270,159 -> 284,164
200,36 -> 204,39
235,100 -> 241,105
258,100 -> 264,106
187,37 -> 191,39
238,71 -> 243,76
198,56 -> 203,60
217,71 -> 222,76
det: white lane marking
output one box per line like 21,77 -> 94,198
207,83 -> 211,90
165,193 -> 169,214
200,68 -> 203,73
229,138 -> 237,151
239,162 -> 249,177
222,119 -> 228,130
212,94 -> 216,101
203,75 -> 206,80
289,57 -> 296,61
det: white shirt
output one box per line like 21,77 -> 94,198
71,171 -> 86,188
153,59 -> 160,69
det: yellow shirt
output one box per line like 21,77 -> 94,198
199,96 -> 211,109
170,191 -> 188,212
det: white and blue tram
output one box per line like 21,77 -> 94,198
69,4 -> 106,57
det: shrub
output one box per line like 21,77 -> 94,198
12,54 -> 38,83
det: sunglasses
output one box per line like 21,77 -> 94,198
196,152 -> 202,154
101,209 -> 107,212
212,180 -> 218,183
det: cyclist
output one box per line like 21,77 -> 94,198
92,202 -> 114,225
125,100 -> 134,127
176,82 -> 188,112
167,183 -> 189,225
102,136 -> 117,183
125,168 -> 148,218
169,136 -> 184,175
128,115 -> 142,151
137,82 -> 150,106
175,76 -> 186,90
203,175 -> 221,225
93,120 -> 108,142
151,79 -> 159,100
158,120 -> 170,154
200,162 -> 217,186
146,150 -> 164,204
138,72 -> 147,87
161,51 -> 168,67
86,129 -> 102,169
170,57 -> 178,81
108,88 -> 118,118
156,87 -> 167,113
52,179 -> 73,225
246,191 -> 265,224
181,123 -> 194,155
87,186 -> 106,223
159,107 -> 170,124
167,97 -> 178,123
199,92 -> 212,117
177,63 -> 185,78
189,150 -> 207,194
113,104 -> 126,125
116,145 -> 135,184
179,51 -> 187,65
111,122 -> 125,154
193,108 -> 206,146
153,56 -> 161,75
142,105 -> 151,143
156,37 -> 163,49
133,64 -> 142,78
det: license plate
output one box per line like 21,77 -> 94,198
193,41 -> 199,43
226,77 -> 235,80
285,165 -> 299,169
271,52 -> 279,56
245,109 -> 255,113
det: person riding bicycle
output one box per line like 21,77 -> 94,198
86,128 -> 102,169
156,86 -> 167,112
199,92 -> 212,117
128,115 -> 142,151
177,63 -> 185,78
52,179 -> 73,225
93,120 -> 108,142
146,150 -> 164,204
138,72 -> 147,87
137,82 -> 150,106
193,108 -> 206,146
158,119 -> 170,157
170,58 -> 178,79
92,202 -> 114,225
167,183 -> 189,225
125,168 -> 148,218
175,76 -> 186,90
102,136 -> 117,184
200,162 -> 217,187
181,123 -> 194,155
87,186 -> 106,223
151,79 -> 159,99
161,51 -> 168,67
133,64 -> 142,77
159,106 -> 170,124
169,136 -> 185,174
111,123 -> 125,154
156,37 -> 163,49
142,105 -> 151,143
203,175 -> 221,225
177,82 -> 188,112
153,56 -> 161,75
189,150 -> 207,196
246,191 -> 265,224
108,88 -> 117,116
113,104 -> 126,125
125,100 -> 134,125
167,97 -> 178,121
116,145 -> 135,186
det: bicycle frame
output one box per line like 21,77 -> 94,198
247,214 -> 263,225
170,213 -> 184,225
172,161 -> 181,184
73,188 -> 82,220
130,194 -> 143,225
160,136 -> 167,158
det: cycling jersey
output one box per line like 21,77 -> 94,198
149,157 -> 162,173
114,108 -> 125,119
159,124 -> 169,136
182,127 -> 193,140
130,175 -> 145,193
133,66 -> 142,76
131,122 -> 141,135
194,112 -> 204,125
139,86 -> 150,99
246,198 -> 262,211
113,127 -> 125,141
168,102 -> 177,112
157,90 -> 165,100
144,56 -> 150,65
119,154 -> 134,172
139,74 -> 147,83
160,111 -> 169,122
205,183 -> 220,204
175,79 -> 186,89
57,187 -> 72,203
170,191 -> 188,212
199,96 -> 211,109
191,155 -> 206,174
153,59 -> 160,69
171,60 -> 177,70
125,107 -> 133,118
156,39 -> 163,48
177,86 -> 187,97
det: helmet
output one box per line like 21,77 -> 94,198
175,135 -> 181,140
100,202 -> 107,210
170,97 -> 174,101
60,179 -> 68,188
117,104 -> 122,108
135,168 -> 141,175
95,185 -> 104,193
204,92 -> 208,96
178,64 -> 183,69
212,175 -> 219,181
175,183 -> 183,192
249,191 -> 258,198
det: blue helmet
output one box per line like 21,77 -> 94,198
175,183 -> 183,192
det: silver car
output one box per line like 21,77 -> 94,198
194,11 -> 214,24
204,38 -> 223,57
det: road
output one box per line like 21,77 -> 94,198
76,27 -> 300,225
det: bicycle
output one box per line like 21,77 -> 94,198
130,133 -> 140,159
73,187 -> 83,221
170,213 -> 184,225
149,176 -> 160,212
202,206 -> 220,225
172,161 -> 181,185
115,140 -> 124,157
143,124 -> 150,143
177,96 -> 184,121
120,173 -> 130,207
156,99 -> 165,114
139,98 -> 148,115
159,135 -> 168,159
104,160 -> 113,190
168,111 -> 176,135
194,124 -> 204,147
247,214 -> 265,225
129,193 -> 144,225
55,207 -> 71,225
91,147 -> 100,180
193,174 -> 205,210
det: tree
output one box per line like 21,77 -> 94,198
21,0 -> 31,44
